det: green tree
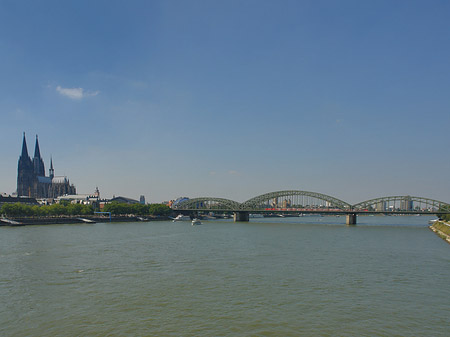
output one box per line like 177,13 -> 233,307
1,203 -> 33,216
48,204 -> 66,216
81,204 -> 94,215
148,204 -> 171,216
132,203 -> 149,215
103,202 -> 129,215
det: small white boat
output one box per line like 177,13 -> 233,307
172,214 -> 191,222
428,219 -> 439,224
191,218 -> 202,225
77,218 -> 96,223
0,218 -> 23,225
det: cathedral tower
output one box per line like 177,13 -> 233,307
17,133 -> 34,197
33,135 -> 45,176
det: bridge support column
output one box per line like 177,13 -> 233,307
346,213 -> 357,225
234,211 -> 249,222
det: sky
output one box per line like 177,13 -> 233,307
0,0 -> 449,204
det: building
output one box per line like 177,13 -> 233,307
376,201 -> 386,212
400,197 -> 413,211
0,195 -> 38,207
57,187 -> 101,205
99,196 -> 140,210
108,196 -> 139,204
17,133 -> 76,198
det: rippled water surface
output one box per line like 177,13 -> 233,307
1,216 -> 449,336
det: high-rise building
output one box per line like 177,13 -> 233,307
376,201 -> 386,211
140,195 -> 146,204
400,197 -> 413,211
17,133 -> 76,198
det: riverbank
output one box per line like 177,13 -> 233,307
0,215 -> 171,226
429,221 -> 450,244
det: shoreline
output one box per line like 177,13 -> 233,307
429,221 -> 450,244
0,215 -> 171,226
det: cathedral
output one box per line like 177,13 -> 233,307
17,133 -> 76,198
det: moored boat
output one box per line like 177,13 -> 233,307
191,218 -> 202,225
172,214 -> 191,222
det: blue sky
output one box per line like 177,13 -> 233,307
1,0 -> 449,204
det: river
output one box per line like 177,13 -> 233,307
1,215 -> 449,336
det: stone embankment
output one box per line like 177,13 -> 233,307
0,215 -> 170,226
430,221 -> 450,244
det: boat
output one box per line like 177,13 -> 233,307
200,214 -> 217,220
171,214 -> 191,222
77,218 -> 96,223
428,219 -> 439,224
264,213 -> 285,218
191,218 -> 202,225
0,218 -> 23,226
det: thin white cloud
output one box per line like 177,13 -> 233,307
56,86 -> 99,100
228,170 -> 240,176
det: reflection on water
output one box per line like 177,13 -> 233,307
1,216 -> 449,336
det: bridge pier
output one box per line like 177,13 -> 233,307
346,213 -> 357,225
233,211 -> 249,222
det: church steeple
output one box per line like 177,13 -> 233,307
17,132 -> 34,197
32,135 -> 45,176
34,135 -> 41,159
20,132 -> 29,159
49,156 -> 54,179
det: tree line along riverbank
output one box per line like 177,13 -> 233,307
0,201 -> 172,218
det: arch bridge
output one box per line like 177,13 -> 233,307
172,190 -> 450,224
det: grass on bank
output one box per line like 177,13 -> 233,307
432,221 -> 450,237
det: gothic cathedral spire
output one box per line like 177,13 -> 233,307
33,135 -> 45,176
34,134 -> 41,159
49,156 -> 54,179
17,132 -> 34,197
20,132 -> 29,160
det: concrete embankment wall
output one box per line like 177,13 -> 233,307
430,221 -> 450,244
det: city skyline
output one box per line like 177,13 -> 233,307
1,1 -> 449,204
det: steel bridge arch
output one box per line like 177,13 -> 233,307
241,190 -> 352,210
352,196 -> 450,210
172,197 -> 241,211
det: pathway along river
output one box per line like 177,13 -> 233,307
1,215 -> 449,336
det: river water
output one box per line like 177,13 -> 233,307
1,215 -> 449,336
